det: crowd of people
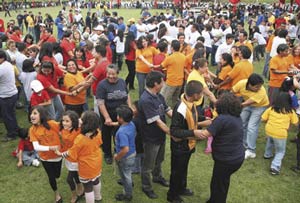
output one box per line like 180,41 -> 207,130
1,2 -> 300,203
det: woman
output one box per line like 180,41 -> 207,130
288,44 -> 300,69
61,30 -> 76,66
37,61 -> 72,120
196,93 -> 244,203
232,73 -> 269,159
178,33 -> 192,56
72,30 -> 82,47
124,31 -> 136,90
215,53 -> 234,91
135,36 -> 159,96
96,64 -> 131,164
29,106 -> 62,203
64,59 -> 87,116
23,34 -> 34,48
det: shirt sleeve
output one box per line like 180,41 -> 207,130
141,100 -> 161,124
261,107 -> 270,121
291,111 -> 299,125
118,132 -> 129,148
228,65 -> 240,80
96,80 -> 106,100
207,116 -> 222,137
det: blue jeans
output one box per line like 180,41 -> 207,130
0,94 -> 19,138
132,153 -> 143,173
117,154 -> 135,196
264,136 -> 287,171
241,106 -> 267,152
22,150 -> 39,166
49,95 -> 64,121
263,52 -> 271,78
136,72 -> 148,97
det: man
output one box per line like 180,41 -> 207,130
139,71 -> 172,199
38,27 -> 57,46
117,17 -> 126,32
167,80 -> 204,203
128,18 -> 137,39
0,50 -> 19,142
158,40 -> 186,108
187,23 -> 200,47
136,18 -> 148,40
215,33 -> 234,65
234,30 -> 253,62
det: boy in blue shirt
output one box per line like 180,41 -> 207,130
114,105 -> 136,201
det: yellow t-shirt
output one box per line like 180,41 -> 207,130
161,51 -> 186,86
26,16 -> 34,28
261,107 -> 298,139
268,15 -> 275,24
187,69 -> 207,106
228,60 -> 253,87
218,65 -> 232,90
232,79 -> 269,107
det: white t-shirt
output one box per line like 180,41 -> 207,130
258,24 -> 268,38
253,32 -> 266,45
136,23 -> 147,40
188,31 -> 201,47
113,36 -> 125,54
54,53 -> 63,65
202,30 -> 212,48
0,61 -> 18,98
18,71 -> 37,101
215,41 -> 233,63
222,27 -> 232,43
168,26 -> 179,39
270,36 -> 287,57
211,28 -> 223,46
288,25 -> 297,39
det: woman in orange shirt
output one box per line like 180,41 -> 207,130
56,111 -> 103,203
135,36 -> 159,97
60,111 -> 84,203
216,53 -> 234,91
29,106 -> 62,203
290,44 -> 300,69
64,59 -> 88,116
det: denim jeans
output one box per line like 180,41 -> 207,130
0,94 -> 19,138
117,154 -> 135,196
141,142 -> 165,191
49,95 -> 64,121
136,72 -> 148,97
22,151 -> 39,166
240,106 -> 267,152
262,52 -> 271,78
264,136 -> 287,171
132,153 -> 143,173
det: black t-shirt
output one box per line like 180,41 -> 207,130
207,114 -> 245,163
17,14 -> 23,24
96,78 -> 128,111
139,90 -> 170,144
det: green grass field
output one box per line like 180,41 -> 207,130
0,5 -> 300,203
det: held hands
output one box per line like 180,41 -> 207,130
104,117 -> 113,126
113,154 -> 119,162
17,161 -> 23,168
194,130 -> 207,140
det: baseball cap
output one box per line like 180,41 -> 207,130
30,80 -> 44,93
128,18 -> 135,23
93,25 -> 104,31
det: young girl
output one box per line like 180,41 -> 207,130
60,111 -> 84,203
73,30 -> 81,47
113,29 -> 125,70
29,106 -> 62,203
56,111 -> 103,203
73,47 -> 90,77
262,91 -> 298,175
215,53 -> 234,91
280,76 -> 299,109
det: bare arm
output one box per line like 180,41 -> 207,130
114,146 -> 129,161
203,87 -> 217,104
99,101 -> 112,125
156,119 -> 170,135
17,150 -> 23,168
37,99 -> 52,106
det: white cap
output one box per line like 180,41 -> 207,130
39,23 -> 46,27
93,25 -> 104,31
30,80 -> 44,93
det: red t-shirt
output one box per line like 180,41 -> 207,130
36,67 -> 64,98
18,139 -> 34,152
76,58 -> 90,77
0,19 -> 5,33
106,45 -> 112,63
9,33 -> 22,42
125,41 -> 136,61
61,38 -> 75,65
30,89 -> 51,106
92,59 -> 110,95
86,50 -> 94,62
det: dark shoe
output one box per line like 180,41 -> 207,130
1,136 -> 16,142
270,168 -> 280,175
180,188 -> 194,196
167,196 -> 184,203
56,197 -> 63,203
153,177 -> 169,187
290,138 -> 298,143
117,179 -> 134,187
142,189 -> 158,199
75,193 -> 85,202
104,157 -> 113,165
291,166 -> 300,173
263,156 -> 273,159
115,193 -> 132,201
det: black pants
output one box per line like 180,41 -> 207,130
296,131 -> 300,167
167,151 -> 192,200
208,160 -> 243,203
211,45 -> 219,66
65,104 -> 84,117
41,160 -> 62,191
83,178 -> 99,193
125,59 -> 136,89
100,110 -> 118,158
67,171 -> 81,191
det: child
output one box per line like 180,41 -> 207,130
114,105 -> 136,201
262,92 -> 299,175
56,111 -> 103,203
15,128 -> 39,168
131,100 -> 143,174
153,40 -> 168,76
113,29 -> 125,70
60,111 -> 84,203
29,106 -> 62,203
280,76 -> 299,109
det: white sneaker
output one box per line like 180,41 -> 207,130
32,159 -> 40,167
245,150 -> 256,159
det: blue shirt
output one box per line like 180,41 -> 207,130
116,121 -> 136,158
129,24 -> 137,39
118,23 -> 126,32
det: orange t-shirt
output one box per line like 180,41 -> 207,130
269,55 -> 291,87
68,132 -> 103,179
136,46 -> 159,74
218,65 -> 233,90
266,35 -> 274,53
64,72 -> 86,105
60,128 -> 81,162
185,49 -> 196,74
161,51 -> 186,86
180,43 -> 192,56
235,40 -> 253,52
228,60 -> 253,87
29,120 -> 61,160
289,55 -> 300,69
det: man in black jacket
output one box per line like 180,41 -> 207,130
167,80 -> 205,203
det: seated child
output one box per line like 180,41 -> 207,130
15,128 -> 39,168
114,105 -> 136,201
